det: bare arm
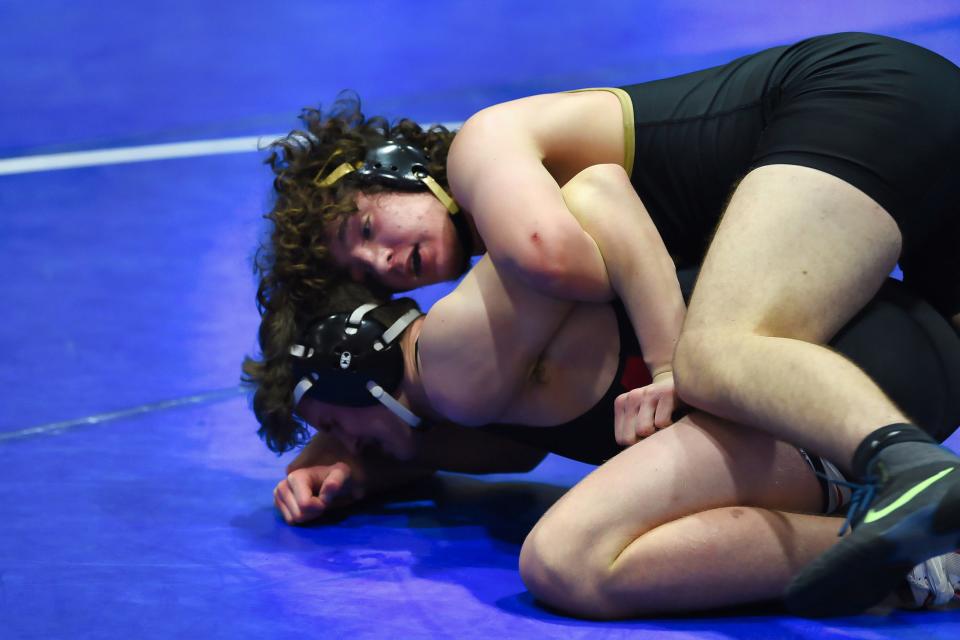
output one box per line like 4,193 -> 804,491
288,423 -> 547,479
274,424 -> 547,525
559,164 -> 685,378
420,161 -> 682,426
448,99 -> 618,303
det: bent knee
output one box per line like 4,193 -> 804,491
519,525 -> 582,610
673,329 -> 737,405
519,520 -> 626,619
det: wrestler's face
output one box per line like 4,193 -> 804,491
327,191 -> 464,291
297,396 -> 417,460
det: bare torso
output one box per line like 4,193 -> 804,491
499,302 -> 621,427
419,255 -> 623,428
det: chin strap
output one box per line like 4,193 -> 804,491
417,173 -> 459,214
365,308 -> 425,428
366,381 -> 422,428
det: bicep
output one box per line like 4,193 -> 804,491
449,113 -> 611,301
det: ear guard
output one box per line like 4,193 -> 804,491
290,303 -> 423,428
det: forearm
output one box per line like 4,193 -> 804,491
607,239 -> 685,377
491,227 -> 615,303
410,422 -> 547,474
286,431 -> 353,472
288,425 -> 546,493
562,166 -> 685,376
286,432 -> 435,499
340,430 -> 546,501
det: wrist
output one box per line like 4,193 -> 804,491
651,368 -> 674,382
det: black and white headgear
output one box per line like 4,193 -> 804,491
290,302 -> 423,428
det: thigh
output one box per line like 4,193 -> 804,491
528,412 -> 823,564
685,164 -> 901,341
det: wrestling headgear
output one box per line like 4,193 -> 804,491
312,135 -> 474,259
289,302 -> 423,428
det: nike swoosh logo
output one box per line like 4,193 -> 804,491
863,467 -> 955,524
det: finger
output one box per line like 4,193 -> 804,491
615,394 -> 637,446
654,393 -> 675,429
277,480 -> 303,522
616,416 -> 634,447
320,465 -> 347,497
635,396 -> 656,439
290,479 -> 329,520
614,394 -> 627,446
288,472 -> 314,506
274,486 -> 294,524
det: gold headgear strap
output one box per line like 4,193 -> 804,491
419,174 -> 460,214
312,162 -> 461,215
313,162 -> 361,188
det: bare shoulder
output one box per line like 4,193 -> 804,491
450,92 -> 605,159
448,92 -> 625,202
446,95 -> 551,204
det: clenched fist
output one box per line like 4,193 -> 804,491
614,371 -> 678,446
273,463 -> 365,524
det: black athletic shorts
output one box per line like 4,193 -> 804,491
618,32 -> 960,318
752,34 -> 960,320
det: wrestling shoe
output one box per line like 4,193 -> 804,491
905,551 -> 960,608
785,457 -> 960,617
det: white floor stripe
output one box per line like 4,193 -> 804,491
0,386 -> 246,441
0,123 -> 463,175
0,135 -> 285,175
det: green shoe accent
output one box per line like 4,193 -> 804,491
863,467 -> 955,524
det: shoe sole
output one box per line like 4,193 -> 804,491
785,474 -> 960,617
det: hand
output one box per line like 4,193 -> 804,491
614,371 -> 677,446
273,463 -> 365,525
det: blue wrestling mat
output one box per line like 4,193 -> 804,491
1,1 -> 959,638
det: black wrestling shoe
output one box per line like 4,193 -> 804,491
785,458 -> 960,617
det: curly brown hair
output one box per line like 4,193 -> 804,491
243,92 -> 454,453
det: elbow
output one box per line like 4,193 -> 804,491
508,239 -> 579,295
513,246 -> 609,302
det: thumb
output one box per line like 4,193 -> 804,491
318,463 -> 353,501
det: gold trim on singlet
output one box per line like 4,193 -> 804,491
567,87 -> 635,176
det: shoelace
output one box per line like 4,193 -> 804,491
812,470 -> 878,536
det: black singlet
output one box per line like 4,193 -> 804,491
613,32 -> 960,318
481,270 -> 960,466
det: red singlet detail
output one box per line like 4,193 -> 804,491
619,356 -> 652,390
